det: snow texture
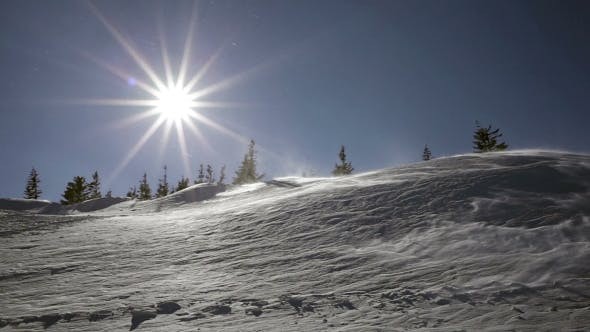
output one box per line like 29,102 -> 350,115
1,150 -> 589,331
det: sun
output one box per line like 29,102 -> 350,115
155,86 -> 193,122
75,2 -> 257,186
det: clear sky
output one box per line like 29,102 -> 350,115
1,0 -> 589,201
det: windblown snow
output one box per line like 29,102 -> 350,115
1,151 -> 589,331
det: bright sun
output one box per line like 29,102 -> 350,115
156,86 -> 193,122
80,2 -> 252,184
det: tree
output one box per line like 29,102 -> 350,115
24,167 -> 42,199
86,171 -> 102,199
218,165 -> 226,185
126,186 -> 138,199
205,164 -> 214,184
156,165 -> 169,198
233,139 -> 263,185
61,176 -> 87,205
138,173 -> 151,200
332,145 -> 354,176
175,176 -> 190,191
473,121 -> 508,153
195,164 -> 205,184
422,144 -> 432,161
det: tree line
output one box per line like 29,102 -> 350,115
23,122 -> 508,201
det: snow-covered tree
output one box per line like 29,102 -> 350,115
86,171 -> 102,199
138,173 -> 151,200
156,165 -> 169,198
422,145 -> 432,161
195,164 -> 205,184
24,167 -> 42,199
218,165 -> 226,185
332,145 -> 354,176
233,140 -> 263,185
205,164 -> 214,184
61,176 -> 87,205
473,121 -> 508,153
175,176 -> 190,191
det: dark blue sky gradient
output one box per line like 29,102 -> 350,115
1,0 -> 589,200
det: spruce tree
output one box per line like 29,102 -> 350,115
138,173 -> 152,200
156,165 -> 169,198
205,164 -> 214,184
422,144 -> 432,161
126,186 -> 138,199
218,165 -> 226,185
86,171 -> 102,199
175,176 -> 190,191
195,164 -> 205,184
233,140 -> 263,185
473,121 -> 508,153
332,145 -> 354,176
61,176 -> 88,205
24,167 -> 42,199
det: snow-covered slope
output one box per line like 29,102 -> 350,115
1,151 -> 589,331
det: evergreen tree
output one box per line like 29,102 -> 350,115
233,140 -> 263,184
473,121 -> 508,153
61,176 -> 88,205
86,171 -> 102,199
175,176 -> 190,191
195,164 -> 205,184
332,145 -> 354,176
138,173 -> 152,200
218,165 -> 226,185
156,165 -> 169,198
422,144 -> 432,161
126,186 -> 138,199
105,189 -> 112,198
205,164 -> 214,184
24,167 -> 42,199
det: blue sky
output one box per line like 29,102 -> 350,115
1,0 -> 589,201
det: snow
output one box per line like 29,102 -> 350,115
1,150 -> 589,331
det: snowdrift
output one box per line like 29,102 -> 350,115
0,198 -> 60,214
1,150 -> 589,331
0,197 -> 129,215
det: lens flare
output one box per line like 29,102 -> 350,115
79,2 -> 253,186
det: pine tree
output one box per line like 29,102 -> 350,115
126,186 -> 138,199
473,121 -> 508,153
233,140 -> 263,184
175,176 -> 190,191
156,165 -> 169,198
218,165 -> 226,185
205,164 -> 214,184
86,171 -> 102,199
105,189 -> 112,198
24,167 -> 42,199
195,164 -> 205,184
332,145 -> 354,176
61,176 -> 88,205
422,144 -> 432,161
138,173 -> 151,200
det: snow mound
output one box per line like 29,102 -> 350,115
0,198 -> 61,214
96,183 -> 227,214
69,196 -> 130,213
0,197 -> 130,215
1,150 -> 589,331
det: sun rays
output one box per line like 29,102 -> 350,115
80,1 -> 251,184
